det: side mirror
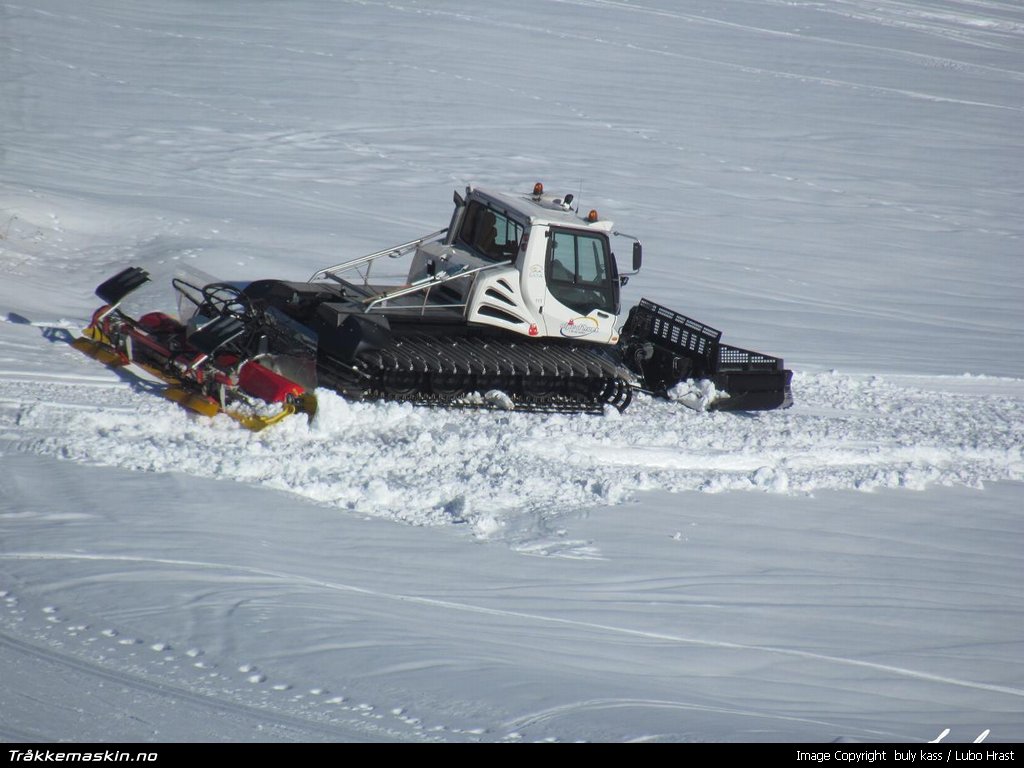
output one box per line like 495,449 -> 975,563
632,241 -> 643,272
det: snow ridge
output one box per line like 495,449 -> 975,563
4,343 -> 1022,542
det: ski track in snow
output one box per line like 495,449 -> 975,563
5,550 -> 1023,701
571,0 -> 1024,59
0,581 -> 541,742
1,327 -> 1022,546
0,553 -> 1004,743
0,592 -> 449,742
352,0 -> 1024,111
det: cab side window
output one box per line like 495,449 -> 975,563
457,201 -> 523,262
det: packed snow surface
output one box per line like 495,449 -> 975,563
1,0 -> 1022,743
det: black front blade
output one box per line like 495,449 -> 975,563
711,369 -> 794,411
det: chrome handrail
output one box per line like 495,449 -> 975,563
362,262 -> 504,315
308,228 -> 448,283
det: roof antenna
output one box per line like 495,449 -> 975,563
575,179 -> 583,213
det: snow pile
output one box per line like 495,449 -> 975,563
667,378 -> 728,411
5,340 -> 1022,543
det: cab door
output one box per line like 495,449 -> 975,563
543,228 -> 619,342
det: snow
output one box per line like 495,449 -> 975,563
1,0 -> 1022,743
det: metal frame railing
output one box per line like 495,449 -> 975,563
307,228 -> 511,318
362,262 -> 505,316
308,228 -> 448,285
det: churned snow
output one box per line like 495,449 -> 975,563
1,0 -> 1022,743
7,359 -> 1022,539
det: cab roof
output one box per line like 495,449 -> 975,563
468,186 -> 614,233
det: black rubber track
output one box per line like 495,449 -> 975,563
319,333 -> 633,414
